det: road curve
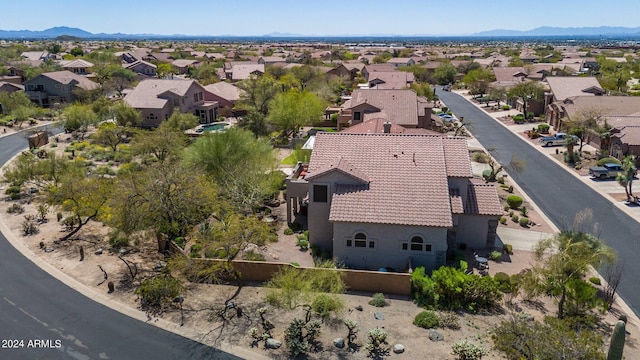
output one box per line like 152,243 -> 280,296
0,131 -> 244,360
437,89 -> 640,318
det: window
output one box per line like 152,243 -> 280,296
410,236 -> 423,251
354,111 -> 361,121
27,84 -> 35,90
198,92 -> 203,101
147,113 -> 157,120
36,84 -> 44,91
402,236 -> 431,252
193,93 -> 198,102
313,185 -> 328,203
346,233 -> 375,249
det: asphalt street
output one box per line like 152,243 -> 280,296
0,130 -> 242,360
437,88 -> 640,318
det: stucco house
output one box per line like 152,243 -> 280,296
123,79 -> 218,128
124,60 -> 158,79
336,89 -> 434,131
24,70 -> 100,107
204,81 -> 244,116
285,133 -> 502,273
56,59 -> 94,75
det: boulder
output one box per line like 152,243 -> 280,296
94,248 -> 103,255
393,344 -> 405,353
333,338 -> 345,348
265,338 -> 281,349
429,329 -> 444,342
355,305 -> 363,311
374,311 -> 385,320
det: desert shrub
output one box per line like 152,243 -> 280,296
520,206 -> 528,217
588,277 -> 601,285
492,316 -> 606,360
519,217 -> 530,227
507,185 -> 513,193
472,152 -> 490,163
21,215 -> 40,236
266,266 -> 345,309
288,221 -> 302,232
413,310 -> 439,329
452,340 -> 488,360
109,233 -> 129,248
526,112 -> 535,119
284,228 -> 294,235
502,243 -> 513,255
368,293 -> 387,307
7,203 -> 25,214
503,204 -> 509,211
343,319 -> 359,345
413,266 -> 502,311
310,293 -> 344,318
499,216 -> 507,225
511,214 -> 519,223
95,166 -> 116,176
190,243 -> 202,254
497,175 -> 505,184
364,328 -> 388,357
5,185 -> 21,196
173,237 -> 186,249
597,157 -> 621,166
481,169 -> 492,180
284,318 -> 322,357
501,105 -> 511,110
513,114 -> 525,123
506,195 -> 523,209
297,238 -> 309,250
490,250 -> 502,261
437,311 -> 460,329
537,123 -> 550,133
243,250 -> 265,261
136,275 -> 184,310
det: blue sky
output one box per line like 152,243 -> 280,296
4,0 -> 638,36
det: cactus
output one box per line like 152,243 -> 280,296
607,319 -> 626,360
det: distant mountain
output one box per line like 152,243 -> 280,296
0,26 -> 93,39
473,26 -> 640,37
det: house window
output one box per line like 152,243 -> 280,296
147,113 -> 157,120
354,111 -> 361,121
194,93 -> 198,102
410,236 -> 423,251
198,92 -> 203,101
27,84 -> 35,90
402,236 -> 431,252
313,185 -> 328,203
36,84 -> 44,91
347,233 -> 375,249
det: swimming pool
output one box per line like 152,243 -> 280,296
195,122 -> 230,133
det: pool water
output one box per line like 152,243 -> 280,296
197,122 -> 230,133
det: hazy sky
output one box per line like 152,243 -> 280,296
4,0 -> 638,36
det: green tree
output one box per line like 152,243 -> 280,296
462,68 -> 495,98
112,101 -> 141,127
566,107 -> 605,152
11,105 -> 37,129
97,64 -> 136,96
507,81 -> 545,117
533,210 -> 616,319
237,74 -> 279,116
267,90 -> 325,138
130,126 -> 188,163
69,46 -> 84,57
183,128 -> 278,212
157,62 -> 174,78
434,62 -> 457,85
0,90 -> 33,115
161,110 -> 199,131
616,155 -> 637,201
62,103 -> 98,138
488,85 -> 507,107
91,122 -> 130,151
108,159 -> 218,239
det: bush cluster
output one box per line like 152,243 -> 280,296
506,195 -> 523,209
368,293 -> 387,307
413,310 -> 439,329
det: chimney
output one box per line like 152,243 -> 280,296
383,121 -> 392,134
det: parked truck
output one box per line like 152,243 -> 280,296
588,163 -> 624,179
539,132 -> 577,147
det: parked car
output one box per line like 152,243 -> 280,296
438,113 -> 456,122
442,84 -> 452,91
589,163 -> 629,179
539,132 -> 577,147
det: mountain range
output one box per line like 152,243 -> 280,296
1,26 -> 640,39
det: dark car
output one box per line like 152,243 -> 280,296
442,84 -> 452,91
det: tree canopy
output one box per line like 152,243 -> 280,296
267,90 -> 325,138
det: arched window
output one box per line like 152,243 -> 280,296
354,233 -> 367,248
410,236 -> 423,251
346,232 -> 375,249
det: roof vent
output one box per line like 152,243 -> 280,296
383,121 -> 392,133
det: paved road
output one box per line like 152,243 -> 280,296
0,131 -> 242,360
437,89 -> 640,317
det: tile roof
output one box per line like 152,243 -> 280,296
546,76 -> 603,101
305,157 -> 370,183
309,133 -> 458,227
348,89 -> 419,126
57,59 -> 94,68
232,63 -> 264,80
368,71 -> 414,89
204,82 -> 243,102
39,71 -> 100,90
342,118 -> 444,136
443,138 -> 474,177
465,181 -> 503,216
563,96 -> 640,119
124,78 -> 196,109
613,126 -> 640,146
449,187 -> 465,214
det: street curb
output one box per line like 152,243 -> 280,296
0,152 -> 269,360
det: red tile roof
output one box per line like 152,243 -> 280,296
465,181 -> 503,216
309,133 -> 455,227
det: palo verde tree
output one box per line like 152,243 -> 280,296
507,80 -> 545,118
533,209 -> 616,319
433,62 -> 457,85
108,158 -> 218,240
616,155 -> 637,202
267,89 -> 325,138
462,68 -> 495,98
62,103 -> 99,138
183,127 -> 279,213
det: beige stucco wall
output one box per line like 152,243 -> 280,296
332,222 -> 447,272
455,214 -> 496,249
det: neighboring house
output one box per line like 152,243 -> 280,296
123,79 -> 218,128
204,81 -> 244,115
0,81 -> 24,94
386,58 -> 415,68
24,70 -> 100,107
361,64 -> 397,81
258,56 -> 286,65
21,51 -> 50,61
607,116 -> 640,165
545,77 -> 605,128
124,60 -> 157,78
340,118 -> 443,135
285,133 -> 502,272
171,59 -> 199,75
56,59 -> 94,75
550,96 -> 640,136
336,89 -> 433,130
367,71 -> 415,89
224,63 -> 264,81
